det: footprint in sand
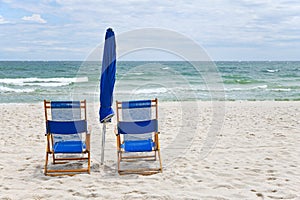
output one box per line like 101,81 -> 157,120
267,177 -> 276,181
256,193 -> 264,199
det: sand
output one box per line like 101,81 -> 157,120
0,101 -> 299,199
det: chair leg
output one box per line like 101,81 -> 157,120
44,154 -> 91,176
117,151 -> 121,174
44,152 -> 49,175
52,153 -> 56,164
117,150 -> 163,175
158,149 -> 163,172
87,151 -> 91,174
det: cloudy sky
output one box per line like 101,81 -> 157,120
0,0 -> 299,61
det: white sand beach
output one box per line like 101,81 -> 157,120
0,101 -> 299,199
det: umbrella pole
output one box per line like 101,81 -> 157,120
101,122 -> 106,165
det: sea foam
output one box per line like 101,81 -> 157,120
0,77 -> 88,87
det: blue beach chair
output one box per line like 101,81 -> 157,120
43,100 -> 91,176
115,98 -> 162,175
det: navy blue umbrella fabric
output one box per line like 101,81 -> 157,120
99,28 -> 116,123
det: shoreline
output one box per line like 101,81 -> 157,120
1,99 -> 300,105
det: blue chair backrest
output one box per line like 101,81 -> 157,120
51,101 -> 81,121
47,120 -> 87,135
47,101 -> 85,141
118,120 -> 158,134
118,100 -> 156,141
121,100 -> 152,122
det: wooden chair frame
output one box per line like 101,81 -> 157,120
44,100 -> 91,176
116,98 -> 162,175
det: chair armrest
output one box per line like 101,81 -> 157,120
86,125 -> 92,151
114,125 -> 119,136
88,125 -> 92,135
155,132 -> 160,149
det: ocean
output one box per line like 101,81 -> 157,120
0,61 -> 299,103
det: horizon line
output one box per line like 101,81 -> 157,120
0,60 -> 300,62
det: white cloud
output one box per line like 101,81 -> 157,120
22,14 -> 46,24
4,46 -> 30,52
1,0 -> 300,60
0,15 -> 10,24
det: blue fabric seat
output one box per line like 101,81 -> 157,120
122,139 -> 154,152
53,141 -> 86,153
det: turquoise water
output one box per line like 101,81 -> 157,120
0,61 -> 299,103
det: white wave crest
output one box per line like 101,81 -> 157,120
266,69 -> 279,73
0,77 -> 88,87
135,87 -> 168,94
226,85 -> 268,91
0,86 -> 35,93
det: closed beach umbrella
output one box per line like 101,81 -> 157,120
99,28 -> 116,164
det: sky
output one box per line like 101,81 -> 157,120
0,0 -> 299,61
